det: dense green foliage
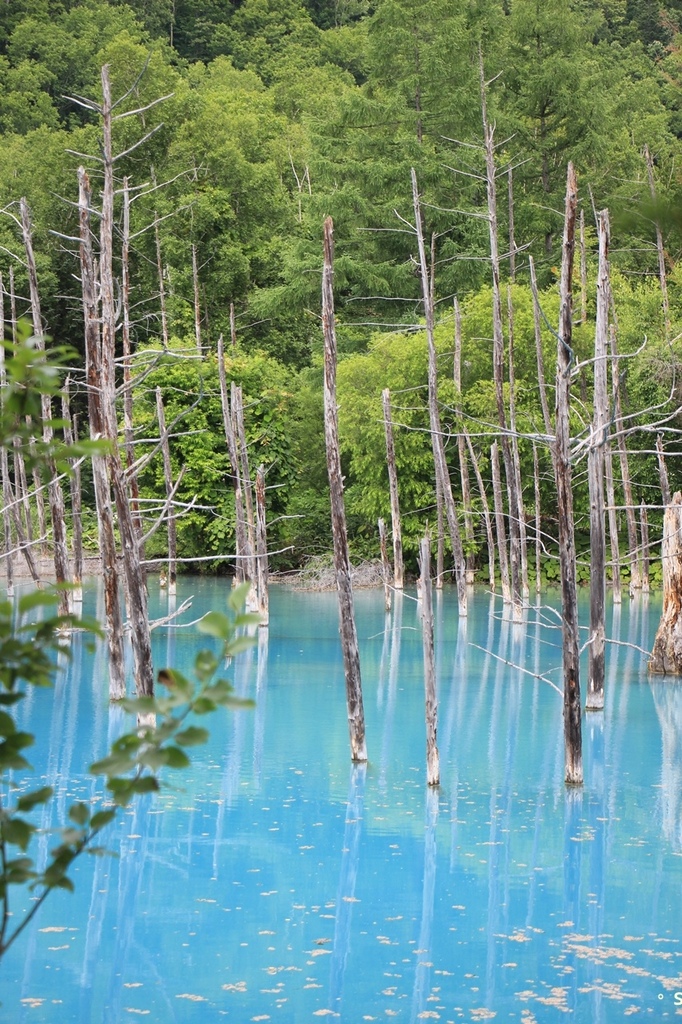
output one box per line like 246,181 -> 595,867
1,0 -> 681,578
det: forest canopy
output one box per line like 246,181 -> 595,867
1,0 -> 681,575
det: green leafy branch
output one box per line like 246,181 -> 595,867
0,583 -> 257,961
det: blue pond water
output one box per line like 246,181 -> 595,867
2,579 -> 682,1022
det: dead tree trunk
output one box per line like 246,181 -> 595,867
465,431 -> 495,588
656,434 -> 671,507
192,243 -> 202,356
579,209 -> 587,325
322,216 -> 367,763
604,441 -> 622,603
480,57 -> 522,620
78,166 -> 126,700
555,163 -> 582,786
378,517 -> 392,613
156,388 -> 177,595
650,493 -> 682,674
411,170 -> 467,616
586,209 -> 610,712
491,441 -> 511,604
454,297 -> 475,584
533,443 -> 542,594
100,67 -> 154,699
255,464 -> 269,625
435,474 -> 445,589
644,144 -> 671,340
217,335 -> 248,584
419,534 -> 440,787
507,165 -> 516,282
507,285 -> 529,599
232,382 -> 257,596
381,388 -> 404,590
154,211 -> 168,348
640,502 -> 650,594
61,380 -> 83,603
610,323 -> 640,591
19,197 -> 71,616
121,176 -> 143,545
529,256 -> 555,467
0,285 -> 13,598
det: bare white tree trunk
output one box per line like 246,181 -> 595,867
378,517 -> 392,613
490,441 -> 511,604
322,216 -> 367,763
255,464 -> 269,625
454,297 -> 475,584
156,388 -> 177,595
61,380 -> 83,603
217,334 -> 247,584
382,388 -> 404,590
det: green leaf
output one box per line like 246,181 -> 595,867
58,828 -> 85,847
2,817 -> 35,851
164,746 -> 190,769
197,611 -> 231,640
226,635 -> 258,656
128,776 -> 159,795
228,581 -> 252,613
192,697 -> 217,715
0,710 -> 16,736
90,753 -> 136,776
68,803 -> 90,826
120,697 -> 158,715
18,591 -> 60,614
175,726 -> 209,747
90,808 -> 117,830
194,649 -> 219,682
16,786 -> 53,812
0,693 -> 23,706
157,668 -> 192,694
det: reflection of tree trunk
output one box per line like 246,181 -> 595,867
650,493 -> 682,674
329,764 -> 366,1014
410,789 -> 438,1024
649,679 -> 682,851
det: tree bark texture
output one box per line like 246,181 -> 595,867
586,210 -> 609,712
454,298 -> 475,584
61,381 -> 83,602
378,517 -> 392,612
156,388 -> 177,594
322,217 -> 367,763
491,441 -> 511,604
255,464 -> 269,624
419,535 -> 440,787
650,493 -> 682,675
217,333 -> 248,584
555,163 -> 582,785
382,389 -> 404,590
411,169 -> 467,616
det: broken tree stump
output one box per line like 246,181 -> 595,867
649,492 -> 682,675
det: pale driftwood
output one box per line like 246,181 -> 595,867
586,210 -> 609,712
644,144 -> 671,340
604,441 -> 622,604
419,534 -> 439,787
480,59 -> 522,620
650,493 -> 682,674
61,381 -> 83,603
217,334 -> 248,584
466,431 -> 495,588
79,166 -> 126,701
381,388 -> 404,590
192,243 -> 202,355
378,517 -> 392,612
20,197 -> 71,616
490,441 -> 511,604
322,216 -> 367,762
454,297 -> 475,584
555,163 -> 582,785
411,170 -> 467,615
610,323 -> 640,591
255,464 -> 269,624
657,434 -> 672,507
156,388 -> 177,595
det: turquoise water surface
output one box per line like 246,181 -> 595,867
2,579 -> 682,1022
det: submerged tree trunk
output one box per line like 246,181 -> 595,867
378,518 -> 392,613
454,298 -> 475,584
419,534 -> 439,787
533,443 -> 542,594
217,334 -> 248,585
322,217 -> 367,763
507,285 -> 529,600
604,441 -> 622,604
555,164 -> 582,785
491,441 -> 511,605
649,493 -> 682,674
232,382 -> 258,596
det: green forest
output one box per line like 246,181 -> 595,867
1,0 -> 681,581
